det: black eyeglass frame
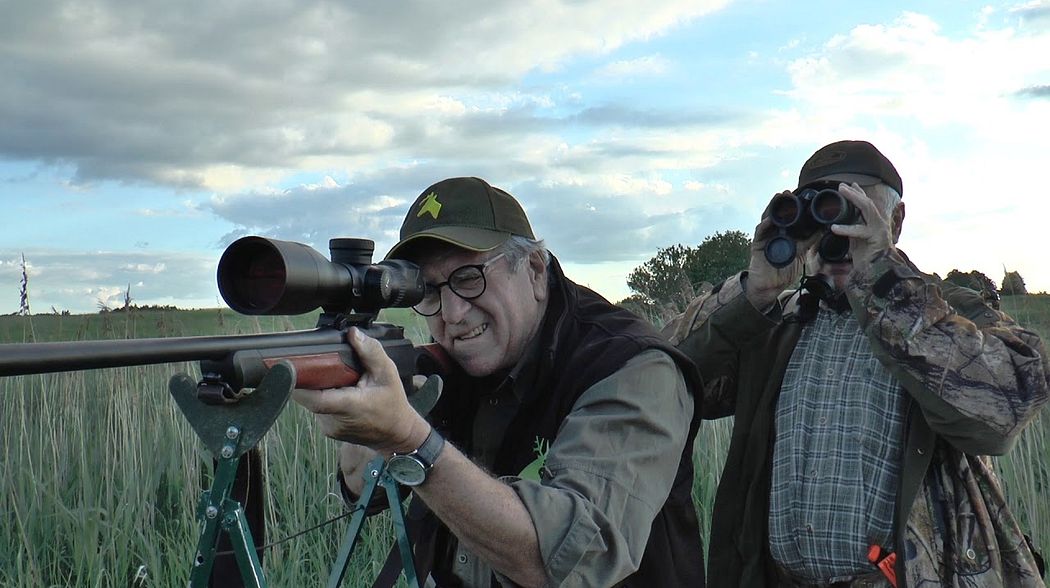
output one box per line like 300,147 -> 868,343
412,252 -> 508,317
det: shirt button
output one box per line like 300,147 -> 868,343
457,554 -> 468,564
917,448 -> 925,455
966,548 -> 977,560
825,368 -> 835,377
818,417 -> 828,425
489,397 -> 499,406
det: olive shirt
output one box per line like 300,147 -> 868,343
450,342 -> 693,587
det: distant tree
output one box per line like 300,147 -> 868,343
1001,271 -> 1028,296
616,293 -> 660,323
18,253 -> 31,316
687,231 -> 751,292
122,283 -> 133,311
627,230 -> 750,313
944,269 -> 997,297
627,243 -> 695,310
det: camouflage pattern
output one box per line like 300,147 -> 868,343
668,248 -> 1049,587
905,447 -> 1043,587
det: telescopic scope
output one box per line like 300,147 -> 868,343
217,236 -> 425,315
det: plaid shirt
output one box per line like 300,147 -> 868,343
768,305 -> 906,583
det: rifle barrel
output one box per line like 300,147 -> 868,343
0,329 -> 345,377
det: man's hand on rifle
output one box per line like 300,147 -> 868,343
292,328 -> 431,456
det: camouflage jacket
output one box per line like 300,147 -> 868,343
666,248 -> 1049,587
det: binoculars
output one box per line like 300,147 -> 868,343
763,186 -> 859,268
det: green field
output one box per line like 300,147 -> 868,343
1,297 -> 1048,586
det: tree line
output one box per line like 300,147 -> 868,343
619,230 -> 1030,319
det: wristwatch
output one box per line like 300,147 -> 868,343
386,428 -> 445,487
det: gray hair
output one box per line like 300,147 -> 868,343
493,235 -> 549,270
870,183 -> 902,218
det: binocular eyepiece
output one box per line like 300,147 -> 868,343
764,186 -> 859,268
217,236 -> 426,315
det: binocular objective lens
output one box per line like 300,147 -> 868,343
818,233 -> 851,262
764,236 -> 797,268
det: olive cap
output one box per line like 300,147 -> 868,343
387,177 -> 535,260
798,140 -> 903,196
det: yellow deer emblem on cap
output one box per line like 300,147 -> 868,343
417,192 -> 442,220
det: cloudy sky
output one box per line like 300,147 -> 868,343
2,0 -> 1048,315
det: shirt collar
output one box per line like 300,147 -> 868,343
491,324 -> 545,403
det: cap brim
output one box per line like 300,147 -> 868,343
802,173 -> 882,188
386,226 -> 509,260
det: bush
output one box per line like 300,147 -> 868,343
945,269 -> 997,297
627,231 -> 749,313
1001,271 -> 1028,296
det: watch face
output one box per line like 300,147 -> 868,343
387,455 -> 427,486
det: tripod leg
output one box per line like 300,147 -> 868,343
211,449 -> 266,587
189,455 -> 241,586
189,496 -> 224,586
383,473 -> 421,588
222,498 -> 266,588
328,457 -> 386,588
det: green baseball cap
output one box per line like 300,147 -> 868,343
386,177 -> 536,260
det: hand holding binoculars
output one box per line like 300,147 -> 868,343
763,184 -> 859,268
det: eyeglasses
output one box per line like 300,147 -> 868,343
412,252 -> 507,317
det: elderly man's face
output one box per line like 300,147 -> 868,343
415,246 -> 548,377
804,182 -> 903,291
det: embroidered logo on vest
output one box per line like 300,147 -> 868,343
517,437 -> 550,481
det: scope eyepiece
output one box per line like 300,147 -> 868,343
217,236 -> 425,315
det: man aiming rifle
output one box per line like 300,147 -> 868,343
293,177 -> 707,587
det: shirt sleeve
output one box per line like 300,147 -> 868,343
846,247 -> 1050,455
493,349 -> 694,587
669,272 -> 780,419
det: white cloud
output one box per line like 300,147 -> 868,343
770,10 -> 1050,291
6,3 -> 1050,312
0,0 -> 730,192
120,263 -> 167,274
4,249 -> 221,313
593,54 -> 672,78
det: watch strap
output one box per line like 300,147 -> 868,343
412,427 -> 446,469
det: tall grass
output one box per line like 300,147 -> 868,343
995,294 -> 1050,557
1,297 -> 1048,585
0,311 -> 404,586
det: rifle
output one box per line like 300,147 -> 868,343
0,236 -> 447,588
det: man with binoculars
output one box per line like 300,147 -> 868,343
665,140 -> 1048,587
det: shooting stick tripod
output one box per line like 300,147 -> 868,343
169,361 -> 424,588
